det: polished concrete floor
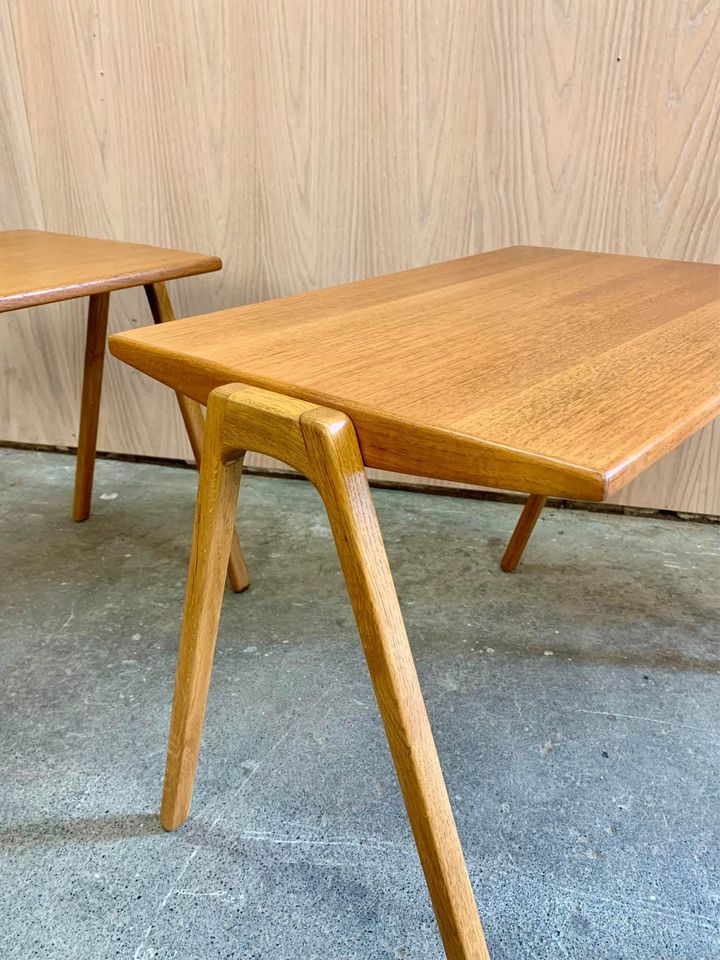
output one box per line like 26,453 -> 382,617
0,447 -> 718,960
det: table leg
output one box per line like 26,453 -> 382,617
143,282 -> 249,593
500,494 -> 547,572
72,291 -> 110,522
160,383 -> 490,960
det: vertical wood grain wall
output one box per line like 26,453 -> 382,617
1,0 -> 718,513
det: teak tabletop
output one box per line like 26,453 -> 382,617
0,229 -> 221,312
109,245 -> 719,959
109,245 -> 720,503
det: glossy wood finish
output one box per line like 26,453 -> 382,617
110,246 -> 720,503
162,383 -> 489,960
144,282 -> 249,594
0,230 -> 220,312
500,495 -> 547,573
72,292 -> 110,521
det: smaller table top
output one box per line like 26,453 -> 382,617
0,230 -> 221,313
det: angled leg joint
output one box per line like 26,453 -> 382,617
210,383 -> 359,489
163,383 -> 490,959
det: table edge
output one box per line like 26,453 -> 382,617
0,257 -> 222,313
108,331 -> 610,501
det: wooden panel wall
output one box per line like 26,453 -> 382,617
1,1 -> 718,513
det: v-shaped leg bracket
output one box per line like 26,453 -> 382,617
159,383 -> 490,960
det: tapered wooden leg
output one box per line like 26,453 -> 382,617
500,494 -> 547,572
72,292 -> 110,522
143,282 -> 249,593
303,415 -> 490,960
160,399 -> 244,830
160,383 -> 490,959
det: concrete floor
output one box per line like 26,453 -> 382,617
0,447 -> 718,960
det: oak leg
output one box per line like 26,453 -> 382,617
500,494 -> 547,572
72,291 -> 110,522
303,415 -> 490,960
160,383 -> 490,959
143,282 -> 249,593
160,397 -> 244,830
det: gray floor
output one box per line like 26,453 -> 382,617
1,447 -> 718,960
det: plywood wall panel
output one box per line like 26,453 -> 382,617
0,0 -> 43,229
0,0 -> 47,444
1,0 -> 718,513
251,1 -> 370,291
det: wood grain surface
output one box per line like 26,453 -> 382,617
0,231 -> 221,311
109,245 -> 720,501
1,1 -> 718,512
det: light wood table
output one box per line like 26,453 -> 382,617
109,245 -> 720,959
0,229 -> 247,591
